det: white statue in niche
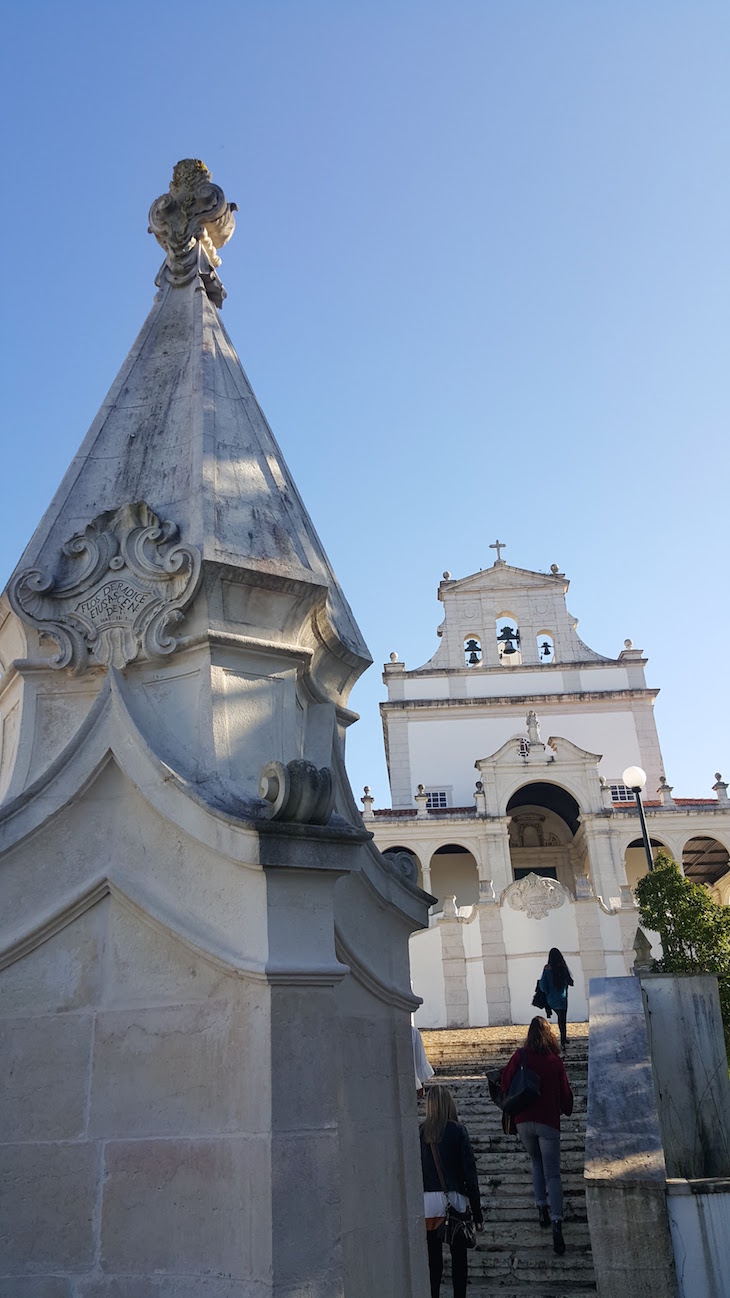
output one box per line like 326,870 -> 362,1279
526,710 -> 542,745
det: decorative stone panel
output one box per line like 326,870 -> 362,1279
9,502 -> 201,673
503,871 -> 571,920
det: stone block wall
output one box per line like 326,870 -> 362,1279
0,894 -> 274,1296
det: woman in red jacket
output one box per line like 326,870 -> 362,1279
501,1016 -> 573,1255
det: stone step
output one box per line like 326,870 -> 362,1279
422,1027 -> 596,1295
466,1289 -> 597,1297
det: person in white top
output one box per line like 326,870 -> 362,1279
412,1022 -> 435,1096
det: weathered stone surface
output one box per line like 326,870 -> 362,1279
102,896 -> 229,1007
89,999 -> 259,1138
0,1013 -> 92,1141
78,1281 -> 267,1298
642,973 -> 730,1179
0,898 -> 105,1016
0,1281 -> 73,1297
100,1137 -> 270,1278
0,1142 -> 97,1273
585,977 -> 678,1298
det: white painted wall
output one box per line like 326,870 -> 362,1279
410,925 -> 446,1028
464,670 -> 566,698
406,709 -> 645,805
410,896 -> 599,1027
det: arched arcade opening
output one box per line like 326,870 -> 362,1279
429,843 -> 479,912
506,782 -> 584,892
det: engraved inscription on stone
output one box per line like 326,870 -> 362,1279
77,580 -> 153,626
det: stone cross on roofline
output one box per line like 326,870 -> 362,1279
489,538 -> 507,564
148,158 -> 239,306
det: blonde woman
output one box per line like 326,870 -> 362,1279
420,1084 -> 483,1298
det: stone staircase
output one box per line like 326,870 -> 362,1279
420,1024 -> 596,1297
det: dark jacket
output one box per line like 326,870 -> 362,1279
539,964 -> 574,1012
420,1120 -> 483,1224
501,1048 -> 573,1131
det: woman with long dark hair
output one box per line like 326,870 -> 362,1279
539,946 -> 574,1051
501,1017 -> 573,1255
420,1084 -> 483,1298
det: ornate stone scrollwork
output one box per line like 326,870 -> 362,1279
9,502 -> 202,674
504,871 -> 567,920
259,760 -> 335,826
382,849 -> 419,885
148,159 -> 238,305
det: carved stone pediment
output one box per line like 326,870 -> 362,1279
9,502 -> 201,673
503,871 -> 569,920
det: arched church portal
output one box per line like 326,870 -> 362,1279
429,843 -> 479,912
506,782 -> 584,893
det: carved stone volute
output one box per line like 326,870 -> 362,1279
8,502 -> 201,674
259,760 -> 335,826
148,159 -> 238,304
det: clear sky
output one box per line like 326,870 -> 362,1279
2,1 -> 728,805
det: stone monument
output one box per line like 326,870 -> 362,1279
0,160 -> 430,1295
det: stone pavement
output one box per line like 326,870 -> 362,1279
420,1024 -> 596,1297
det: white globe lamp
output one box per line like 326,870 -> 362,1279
622,766 -> 653,871
622,766 -> 647,793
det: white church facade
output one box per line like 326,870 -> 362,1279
365,550 -> 730,1028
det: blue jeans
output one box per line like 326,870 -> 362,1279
518,1121 -> 563,1220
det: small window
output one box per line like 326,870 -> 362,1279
537,633 -> 555,664
610,782 -> 634,803
496,615 -> 522,666
464,636 -> 482,667
426,790 -> 449,809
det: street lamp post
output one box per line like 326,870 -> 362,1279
622,765 -> 654,873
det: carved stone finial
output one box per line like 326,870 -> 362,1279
550,563 -> 559,575
148,159 -> 238,306
361,785 -> 375,821
442,571 -> 451,580
713,774 -> 729,805
8,502 -> 201,674
389,651 -> 398,662
624,638 -> 634,649
633,926 -> 653,974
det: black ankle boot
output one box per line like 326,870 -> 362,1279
538,1205 -> 550,1228
552,1220 -> 566,1255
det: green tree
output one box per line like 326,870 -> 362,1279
635,849 -> 730,1048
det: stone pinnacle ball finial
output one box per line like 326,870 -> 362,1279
148,159 -> 238,305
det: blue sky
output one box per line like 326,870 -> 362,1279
2,1 -> 728,803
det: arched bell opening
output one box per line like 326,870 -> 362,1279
428,843 -> 479,912
682,836 -> 730,890
463,635 -> 482,667
496,614 -> 522,666
623,837 -> 669,890
536,631 -> 555,664
506,782 -> 582,892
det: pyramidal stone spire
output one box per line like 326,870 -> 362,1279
2,158 -> 371,806
0,163 -> 429,1294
